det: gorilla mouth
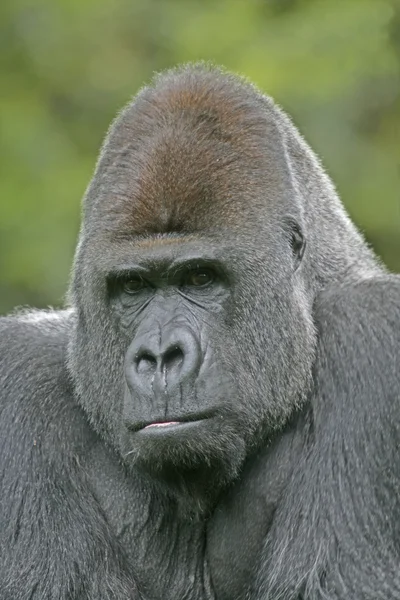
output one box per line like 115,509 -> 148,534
144,421 -> 180,428
139,420 -> 208,436
137,410 -> 218,433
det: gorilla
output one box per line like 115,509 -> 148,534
1,63 -> 400,600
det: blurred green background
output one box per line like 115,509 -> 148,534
1,0 -> 399,314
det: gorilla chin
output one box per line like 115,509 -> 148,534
121,410 -> 247,506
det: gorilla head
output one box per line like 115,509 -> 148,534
67,65 -> 371,504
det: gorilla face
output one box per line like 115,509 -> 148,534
69,66 -> 317,497
111,238 -> 243,483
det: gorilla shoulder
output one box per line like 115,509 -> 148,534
313,273 -> 400,413
0,310 -> 71,397
0,310 -> 81,448
315,274 -> 400,351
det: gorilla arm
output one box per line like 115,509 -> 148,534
0,312 -> 139,600
251,275 -> 400,600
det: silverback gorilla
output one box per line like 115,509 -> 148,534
1,64 -> 400,600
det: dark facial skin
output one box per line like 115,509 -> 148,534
112,239 -> 242,497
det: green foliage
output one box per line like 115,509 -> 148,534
1,0 -> 399,312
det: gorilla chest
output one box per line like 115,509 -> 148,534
87,446 -> 214,599
86,445 -> 268,600
87,446 -> 282,600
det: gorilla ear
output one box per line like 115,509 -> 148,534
286,219 -> 306,269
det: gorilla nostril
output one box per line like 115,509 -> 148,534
136,352 -> 157,374
162,346 -> 184,372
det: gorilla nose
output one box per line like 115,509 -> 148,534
126,328 -> 202,394
135,345 -> 184,376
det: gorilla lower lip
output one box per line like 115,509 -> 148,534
144,421 -> 180,428
139,419 -> 207,434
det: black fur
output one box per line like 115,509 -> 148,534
1,64 -> 399,599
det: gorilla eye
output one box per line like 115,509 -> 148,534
186,269 -> 215,288
123,276 -> 146,294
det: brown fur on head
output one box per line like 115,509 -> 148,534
86,63 -> 292,239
